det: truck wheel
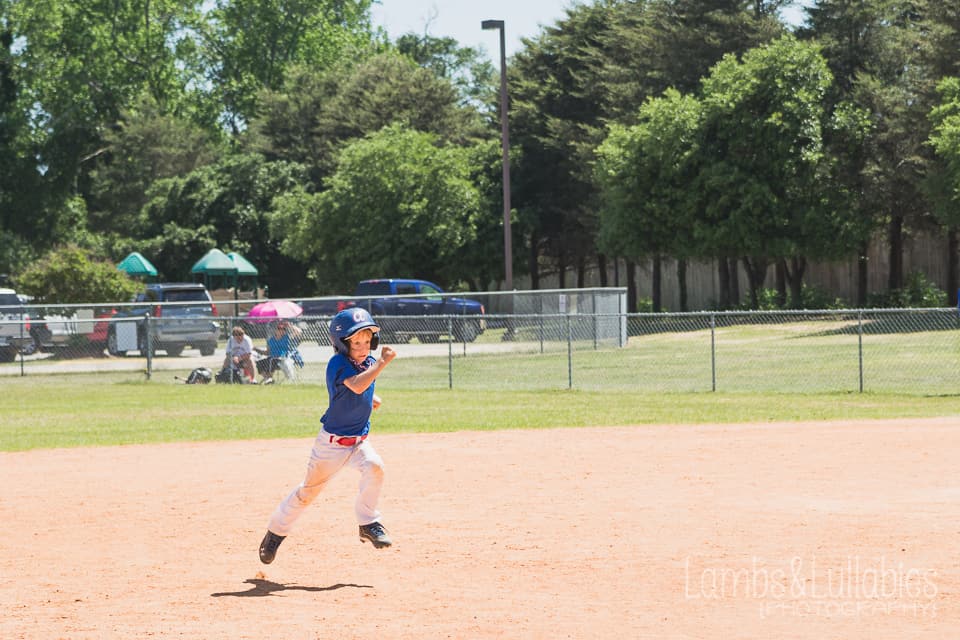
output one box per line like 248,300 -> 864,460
0,347 -> 16,362
85,342 -> 106,357
20,336 -> 39,356
165,345 -> 184,357
455,320 -> 480,343
199,343 -> 217,356
30,326 -> 50,353
107,329 -> 127,357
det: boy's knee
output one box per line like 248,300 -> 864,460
295,484 -> 323,505
365,459 -> 385,479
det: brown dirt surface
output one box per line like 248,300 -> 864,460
2,418 -> 959,639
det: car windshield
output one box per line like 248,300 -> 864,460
163,290 -> 210,303
356,282 -> 392,296
0,293 -> 20,306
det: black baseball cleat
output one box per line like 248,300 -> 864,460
358,522 -> 392,549
259,530 -> 286,564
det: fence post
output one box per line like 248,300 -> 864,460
145,313 -> 153,380
710,313 -> 716,392
539,296 -> 544,354
447,316 -> 453,390
858,310 -> 864,393
593,291 -> 598,350
19,317 -> 24,377
567,314 -> 573,389
620,291 -> 627,348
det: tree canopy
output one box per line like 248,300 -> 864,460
271,124 -> 485,291
2,0 -> 960,310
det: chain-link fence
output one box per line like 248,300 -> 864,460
2,303 -> 958,395
382,308 -> 951,394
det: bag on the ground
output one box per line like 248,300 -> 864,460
185,367 -> 213,384
215,366 -> 245,384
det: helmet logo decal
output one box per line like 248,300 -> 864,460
329,307 -> 378,355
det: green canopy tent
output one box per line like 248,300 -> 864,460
190,248 -> 236,284
116,252 -> 158,279
191,249 -> 239,316
190,249 -> 260,317
228,252 -> 261,318
227,252 -> 259,279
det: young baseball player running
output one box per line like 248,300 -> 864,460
259,307 -> 397,564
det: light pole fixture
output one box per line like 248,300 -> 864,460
481,19 -> 513,292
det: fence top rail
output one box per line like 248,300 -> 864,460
0,286 -> 629,312
297,286 -> 628,302
1,301 -> 952,317
630,307 -> 959,318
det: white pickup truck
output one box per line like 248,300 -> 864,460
0,288 -> 33,362
30,308 -> 114,357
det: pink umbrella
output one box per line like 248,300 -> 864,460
246,300 -> 303,323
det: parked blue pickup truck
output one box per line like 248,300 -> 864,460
300,279 -> 486,343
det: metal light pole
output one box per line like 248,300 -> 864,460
481,19 -> 513,292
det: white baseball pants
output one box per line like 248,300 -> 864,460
267,433 -> 385,537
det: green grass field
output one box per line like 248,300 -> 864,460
380,321 -> 960,394
3,316 -> 959,451
3,370 -> 959,452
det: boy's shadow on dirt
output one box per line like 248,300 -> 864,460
211,577 -> 372,598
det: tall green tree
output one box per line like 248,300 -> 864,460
796,0 -> 886,305
928,77 -> 960,303
695,36 -> 865,307
250,51 -> 484,188
920,4 -> 960,303
1,0 -> 205,269
195,0 -> 378,133
511,1 -> 617,290
801,0 -> 938,296
0,26 -> 41,276
138,154 -> 308,287
595,89 -> 703,311
394,32 -> 496,107
512,0 -> 785,303
602,0 -> 786,119
271,124 -> 484,292
87,93 -> 220,241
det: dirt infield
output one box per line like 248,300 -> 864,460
2,418 -> 959,639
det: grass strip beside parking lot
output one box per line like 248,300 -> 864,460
3,373 -> 960,451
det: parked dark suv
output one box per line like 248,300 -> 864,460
107,283 -> 220,357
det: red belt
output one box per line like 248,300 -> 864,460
329,434 -> 367,447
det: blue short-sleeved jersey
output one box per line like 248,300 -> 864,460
266,332 -> 294,357
320,353 -> 376,437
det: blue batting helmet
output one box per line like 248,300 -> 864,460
329,307 -> 380,355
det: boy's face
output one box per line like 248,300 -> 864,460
346,329 -> 372,361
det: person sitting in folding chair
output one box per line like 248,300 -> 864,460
224,326 -> 257,383
256,320 -> 304,384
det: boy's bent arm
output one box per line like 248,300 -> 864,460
344,346 -> 396,394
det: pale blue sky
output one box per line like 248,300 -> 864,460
371,1 -> 810,59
